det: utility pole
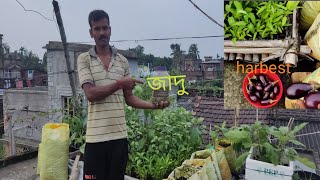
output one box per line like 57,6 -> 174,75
52,0 -> 80,112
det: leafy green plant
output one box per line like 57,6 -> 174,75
224,1 -> 300,43
62,107 -> 87,153
126,83 -> 204,179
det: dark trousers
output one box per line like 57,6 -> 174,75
83,138 -> 128,180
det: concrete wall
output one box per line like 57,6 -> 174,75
3,87 -> 49,145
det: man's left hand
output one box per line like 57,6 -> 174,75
153,101 -> 170,109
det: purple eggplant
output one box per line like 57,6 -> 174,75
263,92 -> 270,100
255,91 -> 261,99
285,83 -> 320,99
270,92 -> 275,99
256,83 -> 263,92
259,75 -> 268,86
264,81 -> 278,92
260,99 -> 278,105
304,92 -> 320,109
249,94 -> 258,102
273,86 -> 279,95
247,84 -> 255,92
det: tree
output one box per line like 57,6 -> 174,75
19,47 -> 26,55
2,43 -> 10,54
128,45 -> 173,71
42,52 -> 48,72
170,44 -> 185,59
129,45 -> 144,58
188,44 -> 200,59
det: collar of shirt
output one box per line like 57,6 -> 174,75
88,45 -> 118,58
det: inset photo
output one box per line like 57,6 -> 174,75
224,1 -> 320,109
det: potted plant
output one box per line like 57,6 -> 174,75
234,122 -> 316,180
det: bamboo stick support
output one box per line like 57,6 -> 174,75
229,53 -> 236,61
69,155 -> 80,180
224,46 -> 311,55
261,54 -> 268,59
262,54 -> 281,63
224,53 -> 228,60
236,53 -> 244,61
244,54 -> 252,62
284,9 -> 299,67
252,54 -> 260,63
224,40 -> 291,48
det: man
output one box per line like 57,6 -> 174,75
77,10 -> 170,180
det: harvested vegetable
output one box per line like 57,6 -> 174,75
304,92 -> 320,109
245,74 -> 280,106
285,82 -> 320,99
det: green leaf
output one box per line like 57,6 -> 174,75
289,140 -> 305,148
248,13 -> 256,24
237,9 -> 248,15
275,4 -> 287,10
279,126 -> 289,134
80,143 -> 85,154
281,16 -> 287,26
253,32 -> 258,40
263,142 -> 280,165
286,1 -> 299,11
232,37 -> 237,44
224,129 -> 251,144
245,7 -> 252,13
296,156 -> 316,169
257,6 -> 266,15
228,17 -> 235,25
291,123 -> 307,135
225,4 -> 231,12
234,21 -> 246,26
235,152 -> 250,171
234,1 -> 243,10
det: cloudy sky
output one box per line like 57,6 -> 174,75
0,0 -> 223,59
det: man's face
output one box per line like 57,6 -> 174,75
89,18 -> 111,47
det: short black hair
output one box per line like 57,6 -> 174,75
88,10 -> 110,27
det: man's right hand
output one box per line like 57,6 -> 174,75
117,77 -> 143,90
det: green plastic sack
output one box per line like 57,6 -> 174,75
300,1 -> 320,31
215,149 -> 232,180
304,13 -> 320,61
37,123 -> 70,180
190,149 -> 222,180
166,162 -> 209,180
182,159 -> 218,180
215,140 -> 237,173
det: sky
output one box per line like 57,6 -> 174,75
0,0 -> 223,60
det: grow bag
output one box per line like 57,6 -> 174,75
190,149 -> 231,180
37,123 -> 70,180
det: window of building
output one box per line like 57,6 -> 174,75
63,94 -> 84,116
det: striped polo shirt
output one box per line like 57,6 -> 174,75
77,46 -> 130,143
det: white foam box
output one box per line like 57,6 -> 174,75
245,147 -> 294,180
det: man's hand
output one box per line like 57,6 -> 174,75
152,101 -> 170,109
296,99 -> 320,109
117,77 -> 143,90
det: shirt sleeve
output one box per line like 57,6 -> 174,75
118,54 -> 131,77
77,53 -> 94,88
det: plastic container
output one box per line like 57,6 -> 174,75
242,69 -> 283,108
245,147 -> 294,180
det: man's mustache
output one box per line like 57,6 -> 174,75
99,36 -> 108,40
